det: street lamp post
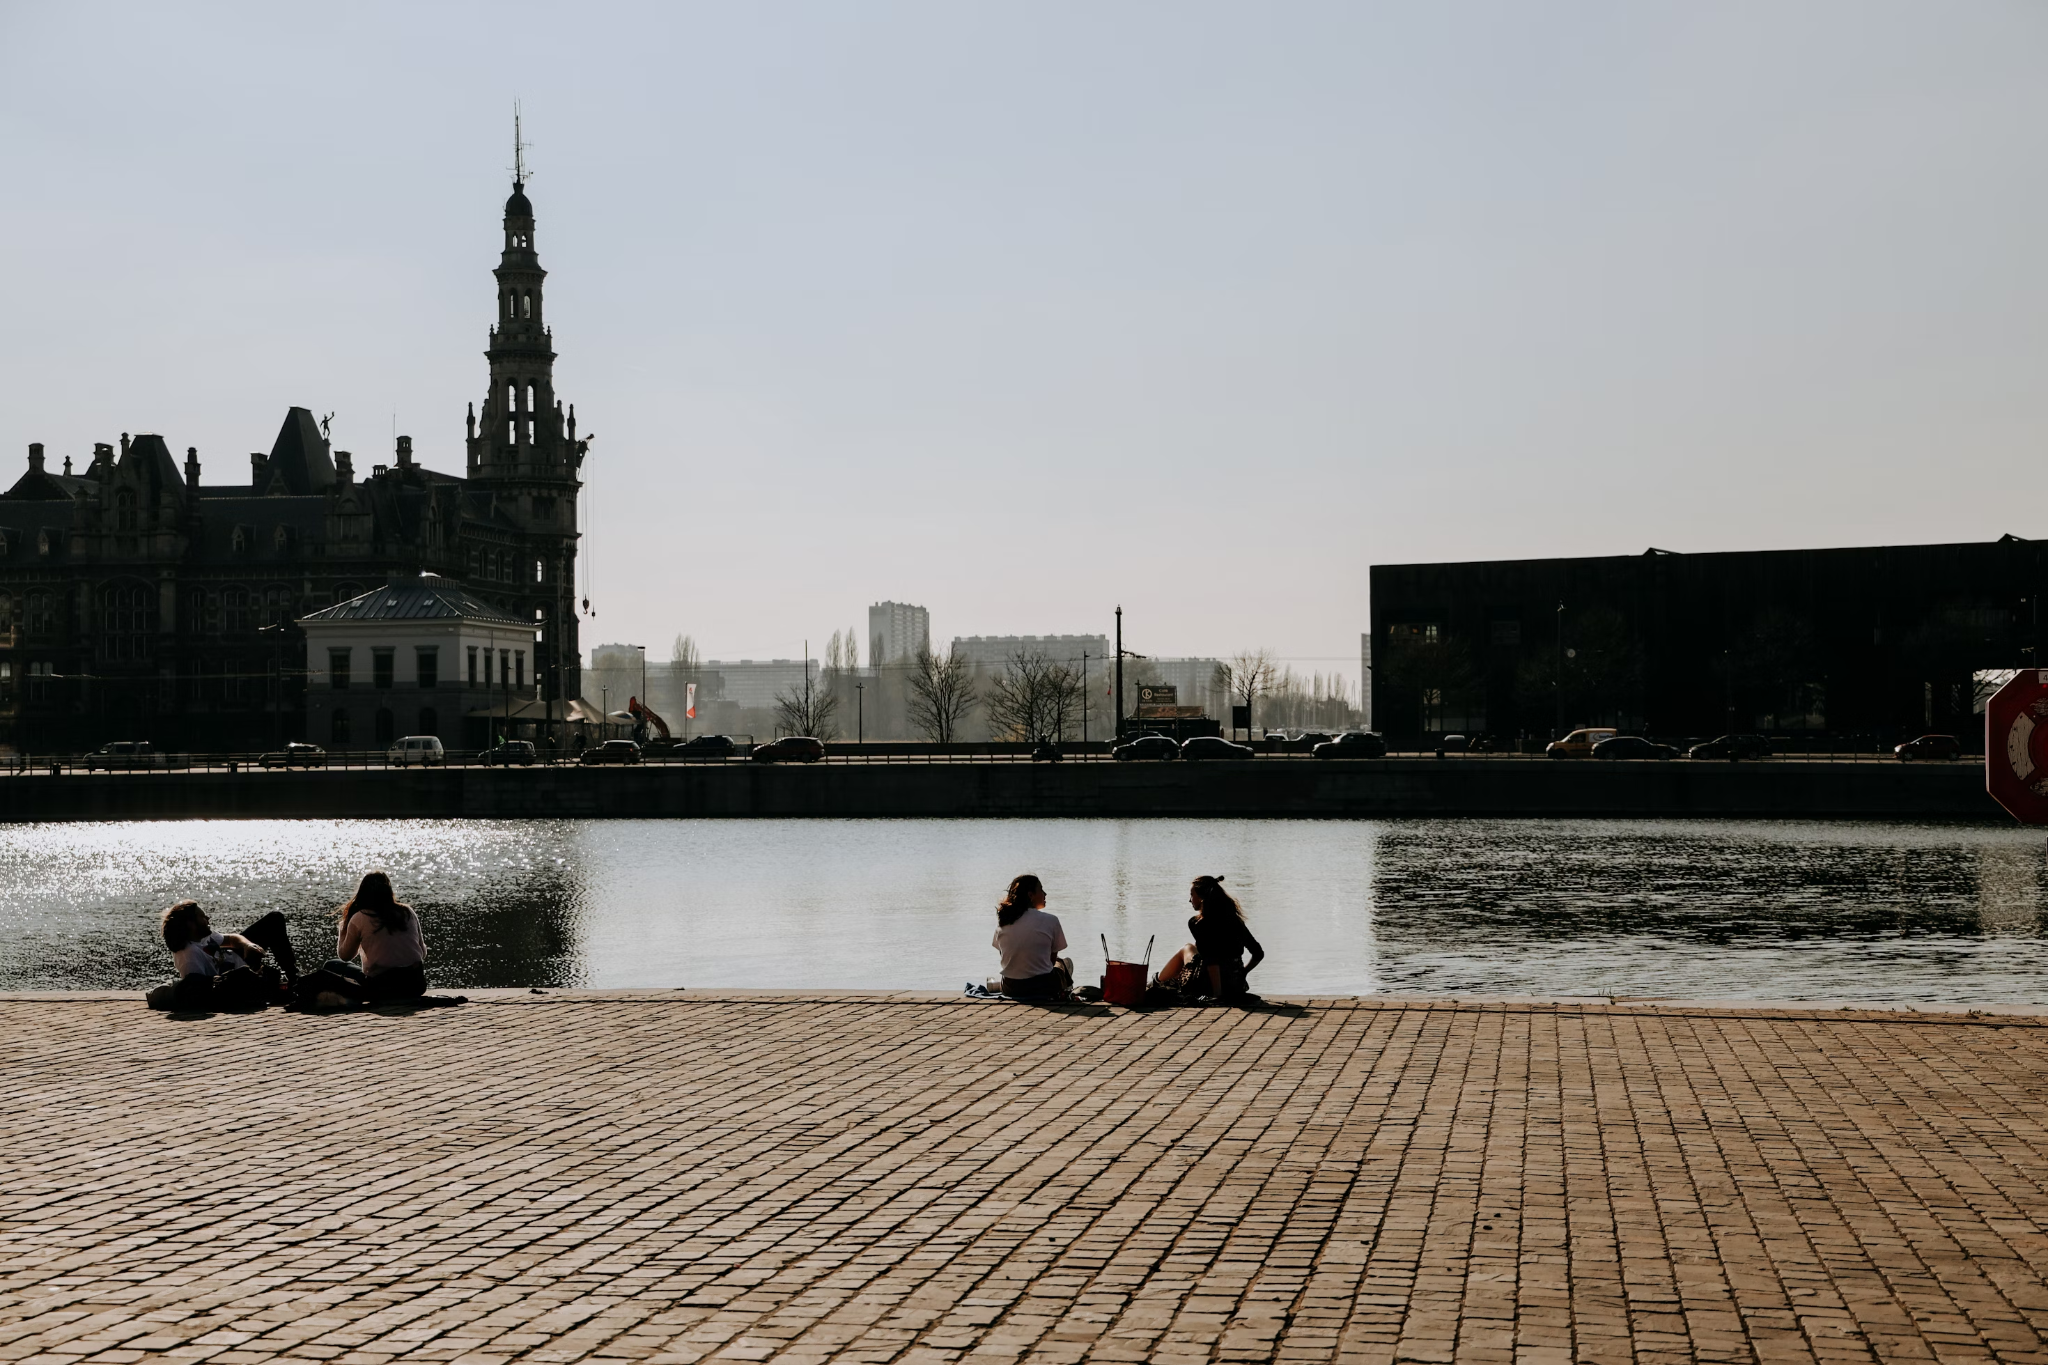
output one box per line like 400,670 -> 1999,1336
1554,601 -> 1565,741
856,681 -> 865,743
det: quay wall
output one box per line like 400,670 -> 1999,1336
0,759 -> 2002,821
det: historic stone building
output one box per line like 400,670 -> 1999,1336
0,171 -> 586,754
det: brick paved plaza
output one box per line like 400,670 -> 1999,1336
6,993 -> 2048,1365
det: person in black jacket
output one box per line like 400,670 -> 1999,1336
1154,874 -> 1264,1001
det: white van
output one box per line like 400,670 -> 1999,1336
387,735 -> 446,767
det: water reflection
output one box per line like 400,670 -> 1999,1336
1,817 -> 2043,1003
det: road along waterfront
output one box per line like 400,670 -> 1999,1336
6,817 -> 2045,1003
6,991 -> 2048,1365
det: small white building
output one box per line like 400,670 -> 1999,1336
299,575 -> 539,750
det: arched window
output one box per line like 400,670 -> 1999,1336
332,581 -> 362,606
222,587 -> 250,634
263,586 -> 293,628
521,292 -> 532,319
331,708 -> 351,745
115,489 -> 136,532
507,382 -> 518,411
36,530 -> 51,558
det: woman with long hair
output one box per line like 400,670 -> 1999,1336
298,870 -> 429,1006
1155,874 -> 1265,1002
992,873 -> 1073,1002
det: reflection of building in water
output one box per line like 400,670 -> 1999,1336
1974,841 -> 2045,936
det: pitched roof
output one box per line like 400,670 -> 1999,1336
298,575 -> 531,627
263,407 -> 337,495
117,434 -> 186,500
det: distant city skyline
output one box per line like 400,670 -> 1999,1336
2,2 -> 2042,701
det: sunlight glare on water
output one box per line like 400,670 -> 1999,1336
3,817 -> 2044,1004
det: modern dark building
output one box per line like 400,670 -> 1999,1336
1368,537 -> 2048,745
0,168 -> 588,753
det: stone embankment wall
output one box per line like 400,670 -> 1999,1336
0,759 -> 2002,821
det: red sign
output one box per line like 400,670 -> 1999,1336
1985,669 -> 2048,824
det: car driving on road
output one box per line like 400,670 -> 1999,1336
1313,731 -> 1388,759
1895,734 -> 1960,761
1687,733 -> 1771,761
1180,736 -> 1256,761
1592,736 -> 1677,761
751,736 -> 825,763
258,742 -> 326,769
580,739 -> 643,765
482,740 -> 537,766
1112,734 -> 1179,761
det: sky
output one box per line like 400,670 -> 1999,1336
1,2 -> 2043,694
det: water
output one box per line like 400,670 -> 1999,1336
4,817 -> 2045,1004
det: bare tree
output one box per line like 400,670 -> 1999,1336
1221,649 -> 1278,731
671,633 -> 701,676
907,645 -> 976,743
986,651 -> 1083,741
773,669 -> 840,739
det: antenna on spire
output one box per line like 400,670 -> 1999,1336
512,101 -> 529,186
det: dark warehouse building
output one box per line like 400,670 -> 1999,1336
1368,536 -> 2048,747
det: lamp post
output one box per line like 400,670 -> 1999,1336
856,681 -> 865,743
1081,651 -> 1088,743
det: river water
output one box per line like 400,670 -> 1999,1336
6,817 -> 2046,1004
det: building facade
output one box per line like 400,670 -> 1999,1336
299,576 -> 540,751
1369,536 -> 2048,744
868,602 -> 930,667
949,634 -> 1108,672
0,170 -> 587,753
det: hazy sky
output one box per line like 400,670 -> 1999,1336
2,3 -> 2042,691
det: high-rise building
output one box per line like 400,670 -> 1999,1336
868,602 -> 930,668
949,635 -> 1108,672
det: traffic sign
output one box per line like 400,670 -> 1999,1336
1985,669 -> 2048,824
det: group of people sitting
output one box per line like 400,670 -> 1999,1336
991,872 -> 1266,1005
150,870 -> 440,1012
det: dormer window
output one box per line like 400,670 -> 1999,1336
232,525 -> 250,554
36,530 -> 51,558
274,525 -> 290,552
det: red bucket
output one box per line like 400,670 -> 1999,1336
1101,934 -> 1153,1007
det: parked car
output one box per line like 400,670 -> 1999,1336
1687,733 -> 1771,761
1314,731 -> 1388,759
580,739 -> 643,765
751,736 -> 825,763
84,741 -> 167,771
387,735 -> 446,767
1546,728 -> 1618,759
1295,731 -> 1333,749
1263,730 -> 1294,751
258,742 -> 326,769
1112,734 -> 1180,762
1592,735 -> 1677,761
1180,736 -> 1256,761
482,740 -> 537,766
1438,734 -> 1471,753
1895,733 -> 1961,761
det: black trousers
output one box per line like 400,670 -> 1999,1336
238,911 -> 300,979
1003,963 -> 1072,1002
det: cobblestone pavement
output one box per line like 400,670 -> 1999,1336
7,993 -> 2048,1365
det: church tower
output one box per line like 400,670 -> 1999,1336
464,115 -> 586,713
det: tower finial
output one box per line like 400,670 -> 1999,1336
513,100 -> 528,187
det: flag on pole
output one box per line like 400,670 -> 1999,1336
686,682 -> 697,720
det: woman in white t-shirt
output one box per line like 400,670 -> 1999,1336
993,874 -> 1073,1002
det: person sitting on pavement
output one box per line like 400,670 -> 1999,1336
296,871 -> 429,1007
151,901 -> 299,1010
1153,874 -> 1265,1003
992,874 -> 1074,1003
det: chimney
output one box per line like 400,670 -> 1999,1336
335,450 -> 353,483
396,435 -> 414,468
92,443 -> 114,476
119,432 -> 131,459
184,446 -> 200,487
28,443 -> 43,474
63,455 -> 73,476
251,451 -> 268,486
